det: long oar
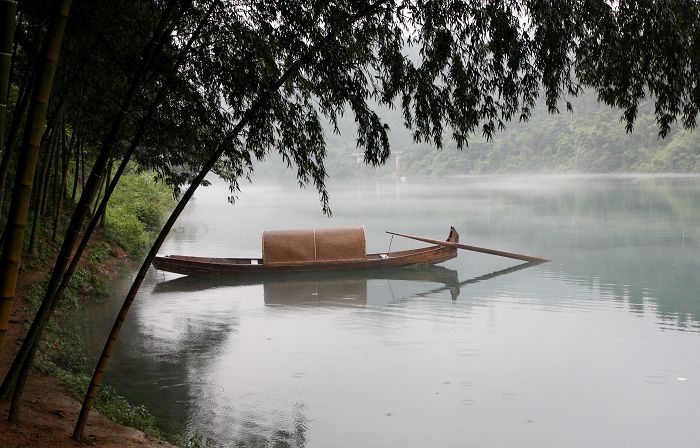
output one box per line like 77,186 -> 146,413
387,231 -> 550,263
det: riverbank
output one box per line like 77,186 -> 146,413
0,169 -> 179,446
0,232 -> 176,447
0,373 -> 173,448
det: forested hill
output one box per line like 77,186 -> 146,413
254,90 -> 699,178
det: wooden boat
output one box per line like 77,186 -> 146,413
152,258 -> 544,303
152,226 -> 459,276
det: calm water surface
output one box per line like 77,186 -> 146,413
79,175 -> 700,447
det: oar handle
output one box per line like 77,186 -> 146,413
386,231 -> 550,263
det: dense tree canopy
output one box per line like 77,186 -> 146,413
188,0 -> 699,190
3,0 -> 698,199
0,0 -> 697,438
252,89 -> 697,178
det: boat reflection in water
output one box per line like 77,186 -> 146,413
152,262 -> 542,305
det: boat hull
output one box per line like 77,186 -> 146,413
153,228 -> 459,277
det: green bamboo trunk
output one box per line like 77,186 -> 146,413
0,0 -> 72,354
1,0 -> 189,415
70,133 -> 79,200
0,0 -> 17,143
52,126 -> 71,241
0,76 -> 31,211
0,0 -> 18,209
72,0 -> 389,437
27,125 -> 58,256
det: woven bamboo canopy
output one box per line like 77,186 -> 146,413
262,227 -> 366,264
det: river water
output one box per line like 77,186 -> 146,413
78,175 -> 700,447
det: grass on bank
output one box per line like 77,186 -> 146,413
104,170 -> 174,256
27,273 -> 172,442
18,168 -> 188,444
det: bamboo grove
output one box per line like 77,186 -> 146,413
0,0 -> 697,441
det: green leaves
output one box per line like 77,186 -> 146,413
15,0 -> 697,214
104,169 -> 174,255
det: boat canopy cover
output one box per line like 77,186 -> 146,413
262,227 -> 366,264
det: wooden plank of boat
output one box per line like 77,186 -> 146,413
152,227 -> 460,276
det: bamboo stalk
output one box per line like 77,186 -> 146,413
45,120 -> 62,217
0,0 -> 17,162
5,4 -> 21,103
0,75 -> 32,210
8,6 -> 222,431
27,117 -> 59,256
0,0 -> 72,365
49,121 -> 64,216
72,0 -> 390,438
386,231 -> 550,263
99,159 -> 111,227
1,0 -> 193,416
52,0 -> 222,350
91,162 -> 105,219
26,126 -> 54,253
79,141 -> 84,188
52,125 -> 70,241
0,0 -> 18,211
70,131 -> 78,201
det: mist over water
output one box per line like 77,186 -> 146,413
77,174 -> 700,447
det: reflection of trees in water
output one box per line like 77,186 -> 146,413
238,403 -> 307,448
128,265 -> 465,440
159,264 -> 548,446
74,177 -> 700,445
462,177 -> 700,332
150,264 -> 543,445
103,313 -> 238,434
474,177 -> 700,249
545,246 -> 700,332
186,402 -> 308,448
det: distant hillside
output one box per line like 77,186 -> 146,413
253,90 -> 699,178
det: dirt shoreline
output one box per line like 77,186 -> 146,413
0,246 -> 176,448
